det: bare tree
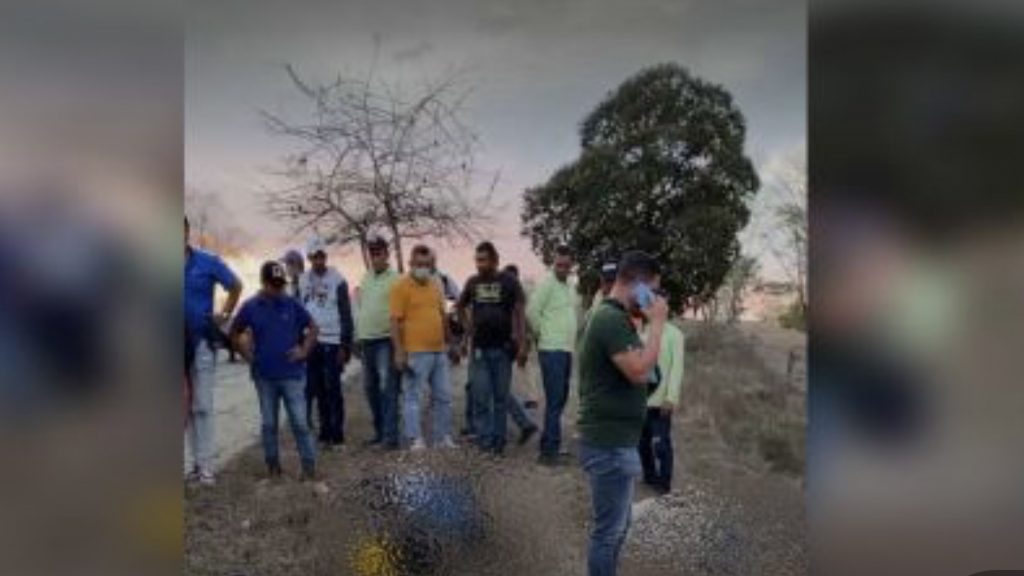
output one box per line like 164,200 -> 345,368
260,54 -> 498,272
718,254 -> 760,323
758,155 -> 807,315
185,187 -> 250,258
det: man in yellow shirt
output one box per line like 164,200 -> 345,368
390,245 -> 455,450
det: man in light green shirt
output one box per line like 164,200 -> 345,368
637,293 -> 684,494
527,245 -> 579,464
355,235 -> 401,448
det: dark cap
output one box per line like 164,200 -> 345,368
260,260 -> 288,286
600,262 -> 618,282
281,249 -> 303,267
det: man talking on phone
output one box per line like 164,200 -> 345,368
576,250 -> 668,576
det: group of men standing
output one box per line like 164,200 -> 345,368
184,222 -> 581,484
185,217 -> 684,576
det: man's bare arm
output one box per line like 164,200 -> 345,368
611,321 -> 664,386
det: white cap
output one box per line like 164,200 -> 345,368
305,237 -> 327,256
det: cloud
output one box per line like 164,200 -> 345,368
392,40 -> 433,62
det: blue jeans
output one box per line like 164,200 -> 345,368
539,350 -> 572,455
361,338 -> 401,446
402,351 -> 453,444
580,443 -> 641,576
470,347 -> 512,451
255,377 -> 317,469
307,343 -> 345,444
638,408 -> 673,489
507,391 -> 535,431
465,379 -> 534,433
186,341 -> 217,474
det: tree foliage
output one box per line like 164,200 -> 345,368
521,63 -> 758,311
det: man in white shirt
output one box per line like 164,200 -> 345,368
298,238 -> 354,449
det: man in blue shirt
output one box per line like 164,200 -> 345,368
184,216 -> 242,486
232,260 -> 320,480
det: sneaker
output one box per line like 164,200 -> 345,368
437,436 -> 457,449
362,437 -> 383,447
459,427 -> 475,437
518,425 -> 538,446
410,438 -> 427,452
184,468 -> 200,483
197,470 -> 216,486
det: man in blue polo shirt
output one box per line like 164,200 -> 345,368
231,260 -> 320,480
184,216 -> 242,486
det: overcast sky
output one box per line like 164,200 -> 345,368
186,0 -> 805,283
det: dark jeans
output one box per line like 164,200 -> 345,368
638,408 -> 673,490
470,347 -> 512,452
307,343 -> 346,444
361,337 -> 401,446
580,443 -> 641,576
539,350 -> 572,455
464,379 -> 475,434
255,377 -> 317,469
465,378 -> 534,433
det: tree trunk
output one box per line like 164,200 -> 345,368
358,237 -> 370,271
389,224 -> 405,273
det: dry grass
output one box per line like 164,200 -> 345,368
682,320 -> 806,477
186,321 -> 808,575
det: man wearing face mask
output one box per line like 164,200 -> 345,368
577,250 -> 668,576
389,245 -> 456,450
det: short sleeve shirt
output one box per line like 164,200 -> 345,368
231,294 -> 313,380
389,275 -> 446,353
184,247 -> 240,336
356,269 -> 400,341
458,272 -> 524,349
576,299 -> 647,447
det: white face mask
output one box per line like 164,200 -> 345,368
411,267 -> 431,281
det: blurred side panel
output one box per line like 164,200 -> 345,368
811,0 -> 1024,574
0,0 -> 182,574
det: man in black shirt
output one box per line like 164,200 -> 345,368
456,242 -> 528,455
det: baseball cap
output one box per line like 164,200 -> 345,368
281,249 -> 303,267
260,260 -> 288,286
367,233 -> 389,251
600,262 -> 618,282
305,237 -> 326,256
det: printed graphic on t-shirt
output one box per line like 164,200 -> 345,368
474,282 -> 503,304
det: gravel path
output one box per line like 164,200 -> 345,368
186,324 -> 807,576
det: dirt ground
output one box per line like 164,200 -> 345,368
185,321 -> 807,576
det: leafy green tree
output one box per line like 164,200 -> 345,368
521,63 -> 758,311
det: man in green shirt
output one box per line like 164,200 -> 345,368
637,288 -> 684,494
527,245 -> 579,464
577,251 -> 668,576
355,234 -> 401,449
